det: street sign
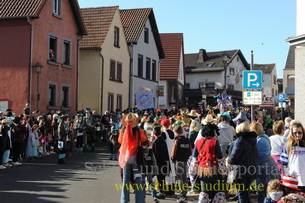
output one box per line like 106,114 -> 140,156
243,91 -> 262,105
278,94 -> 286,102
262,95 -> 274,105
243,71 -> 263,89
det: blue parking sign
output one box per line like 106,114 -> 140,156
278,94 -> 286,102
243,71 -> 263,89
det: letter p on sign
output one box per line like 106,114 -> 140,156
248,73 -> 257,87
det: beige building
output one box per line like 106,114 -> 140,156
79,6 -> 130,114
283,45 -> 295,113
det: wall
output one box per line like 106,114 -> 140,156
131,19 -> 160,108
295,46 -> 305,123
101,9 -> 130,113
78,50 -> 102,112
31,0 -> 80,114
0,19 -> 31,114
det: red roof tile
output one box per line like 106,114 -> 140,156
0,0 -> 45,18
80,6 -> 117,48
160,33 -> 184,80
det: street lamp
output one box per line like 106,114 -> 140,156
222,54 -> 229,90
33,62 -> 43,111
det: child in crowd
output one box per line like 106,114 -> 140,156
264,179 -> 284,203
152,126 -> 170,200
109,123 -> 120,160
171,125 -> 192,203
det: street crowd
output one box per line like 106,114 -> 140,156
0,104 -> 305,203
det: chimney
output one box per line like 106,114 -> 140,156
197,49 -> 208,63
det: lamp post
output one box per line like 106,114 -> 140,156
222,54 -> 229,91
33,62 -> 43,111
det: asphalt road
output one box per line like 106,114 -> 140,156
0,143 -> 256,203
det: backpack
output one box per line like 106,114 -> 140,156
138,148 -> 156,174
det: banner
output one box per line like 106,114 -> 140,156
136,91 -> 154,109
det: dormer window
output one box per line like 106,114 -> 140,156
114,26 -> 120,47
144,27 -> 149,44
53,0 -> 61,16
205,63 -> 214,67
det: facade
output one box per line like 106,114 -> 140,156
285,0 -> 305,122
159,33 -> 185,110
0,0 -> 86,114
120,8 -> 165,109
253,64 -> 278,105
283,45 -> 295,113
79,6 -> 130,114
184,49 -> 249,108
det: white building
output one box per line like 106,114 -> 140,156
253,64 -> 278,105
120,8 -> 164,108
285,0 -> 305,122
185,49 -> 249,108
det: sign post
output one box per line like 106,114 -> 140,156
243,52 -> 263,122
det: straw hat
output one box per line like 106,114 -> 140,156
121,113 -> 138,128
188,110 -> 198,118
280,175 -> 301,191
201,114 -> 214,125
1,119 -> 10,124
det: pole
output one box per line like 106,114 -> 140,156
36,72 -> 39,111
250,50 -> 255,122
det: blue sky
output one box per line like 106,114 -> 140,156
78,0 -> 296,78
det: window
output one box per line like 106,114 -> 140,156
237,57 -> 239,62
63,40 -> 71,65
114,26 -> 120,47
229,68 -> 235,75
138,54 -> 143,77
48,85 -> 56,107
273,75 -> 276,85
146,57 -> 151,79
228,84 -> 234,90
117,95 -> 122,111
144,27 -> 149,44
117,62 -> 122,81
110,60 -> 115,80
62,86 -> 69,108
53,0 -> 61,15
152,60 -> 156,81
108,93 -> 114,112
49,36 -> 57,61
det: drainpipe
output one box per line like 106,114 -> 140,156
27,17 -> 33,110
76,36 -> 82,113
128,44 -> 134,109
99,48 -> 104,114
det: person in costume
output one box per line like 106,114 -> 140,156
278,175 -> 305,202
119,113 -> 148,203
74,113 -> 85,154
278,121 -> 305,191
57,114 -> 69,164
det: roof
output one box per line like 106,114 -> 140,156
284,45 -> 295,70
0,0 -> 86,35
80,6 -> 117,49
185,49 -> 249,73
253,64 -> 275,74
160,33 -> 184,80
120,8 -> 164,58
0,0 -> 45,18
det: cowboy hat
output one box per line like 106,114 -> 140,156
188,110 -> 198,118
121,113 -> 138,128
280,175 -> 301,191
201,114 -> 214,125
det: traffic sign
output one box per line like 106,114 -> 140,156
278,94 -> 286,102
263,95 -> 274,105
243,71 -> 263,89
243,91 -> 262,105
